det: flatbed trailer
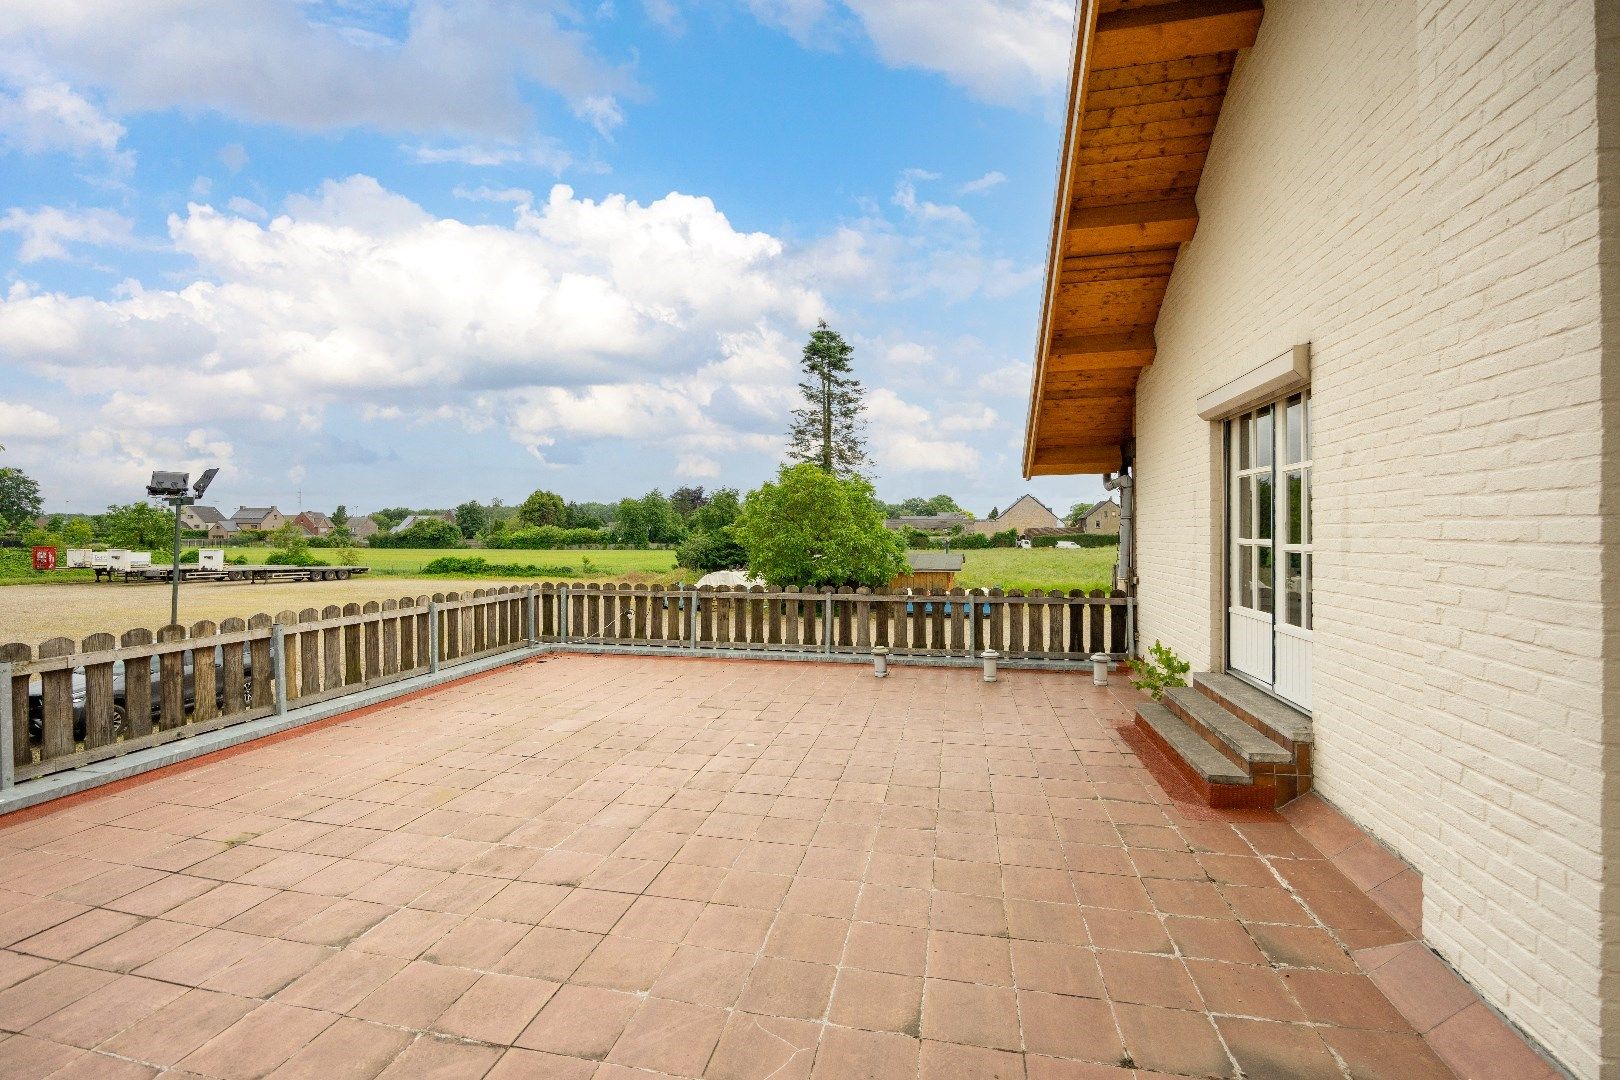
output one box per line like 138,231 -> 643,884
94,565 -> 371,584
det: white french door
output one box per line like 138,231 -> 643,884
1226,391 -> 1312,710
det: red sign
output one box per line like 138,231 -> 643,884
31,546 -> 57,571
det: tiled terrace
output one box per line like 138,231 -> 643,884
0,655 -> 1457,1079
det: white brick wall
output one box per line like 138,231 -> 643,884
1128,1 -> 1612,1073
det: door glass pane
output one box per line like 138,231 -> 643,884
1302,554 -> 1312,630
1256,475 -> 1273,540
1285,553 -> 1304,626
1238,547 -> 1253,608
1237,417 -> 1250,469
1255,408 -> 1273,469
1238,476 -> 1252,537
1287,473 -> 1304,545
1286,396 -> 1303,464
1256,547 -> 1274,614
1301,472 -> 1311,544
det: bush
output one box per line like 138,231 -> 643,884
732,464 -> 907,588
419,556 -> 575,577
676,529 -> 748,573
368,518 -> 463,548
1130,641 -> 1190,701
265,551 -> 329,566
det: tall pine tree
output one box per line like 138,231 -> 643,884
787,321 -> 870,477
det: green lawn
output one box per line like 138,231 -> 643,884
238,545 -> 1117,592
1,545 -> 1118,592
231,546 -> 685,582
951,546 -> 1118,593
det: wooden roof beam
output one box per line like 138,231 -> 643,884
1047,329 -> 1156,373
1064,198 -> 1198,256
1029,444 -> 1124,476
1092,0 -> 1263,71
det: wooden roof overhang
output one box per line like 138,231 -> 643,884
1022,0 -> 1262,477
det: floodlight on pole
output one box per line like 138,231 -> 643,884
148,468 -> 219,628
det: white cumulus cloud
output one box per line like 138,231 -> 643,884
0,175 -> 827,473
0,0 -> 637,146
0,402 -> 63,440
0,205 -> 134,263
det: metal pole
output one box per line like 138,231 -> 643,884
0,661 -> 13,791
560,585 -> 571,642
428,601 -> 441,674
822,596 -> 832,653
690,588 -> 698,649
525,586 -> 537,645
1126,595 -> 1136,659
170,500 -> 182,627
966,594 -> 976,657
270,623 -> 287,716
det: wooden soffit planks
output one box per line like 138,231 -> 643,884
1022,0 -> 1262,478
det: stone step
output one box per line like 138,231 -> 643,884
1192,671 -> 1313,749
1165,687 -> 1292,769
1134,702 -> 1250,786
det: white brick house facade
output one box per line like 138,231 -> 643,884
1123,1 -> 1616,1074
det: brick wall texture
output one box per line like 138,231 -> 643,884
1127,1 -> 1615,1074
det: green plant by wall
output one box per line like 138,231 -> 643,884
1130,640 -> 1190,701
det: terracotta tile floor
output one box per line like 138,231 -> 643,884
0,655 -> 1455,1079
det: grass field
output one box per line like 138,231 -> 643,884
230,546 -> 683,582
951,547 -> 1117,593
235,545 -> 1118,591
0,545 -> 1118,643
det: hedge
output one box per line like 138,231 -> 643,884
1030,533 -> 1119,548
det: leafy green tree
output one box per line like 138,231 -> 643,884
988,506 -> 999,520
612,490 -> 683,547
101,502 -> 175,553
670,486 -> 708,518
267,522 -> 313,565
62,518 -> 94,546
566,501 -> 614,528
0,466 -> 43,532
454,500 -> 490,538
642,490 -> 684,544
884,494 -> 967,517
371,507 -> 411,531
732,464 -> 907,588
675,488 -> 747,572
1065,502 -> 1096,527
330,505 -> 349,529
787,321 -> 870,478
518,489 -> 567,528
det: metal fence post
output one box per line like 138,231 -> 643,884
822,596 -> 832,653
966,596 -> 976,657
270,623 -> 288,716
690,588 -> 699,649
0,661 -> 13,791
428,602 -> 441,674
559,585 -> 571,642
525,586 -> 537,646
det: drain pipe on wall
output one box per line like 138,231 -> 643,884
1103,468 -> 1136,658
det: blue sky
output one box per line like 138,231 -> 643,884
0,0 -> 1103,520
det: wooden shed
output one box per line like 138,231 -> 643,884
891,551 -> 966,592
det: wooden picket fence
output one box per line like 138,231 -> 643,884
0,583 -> 1129,788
